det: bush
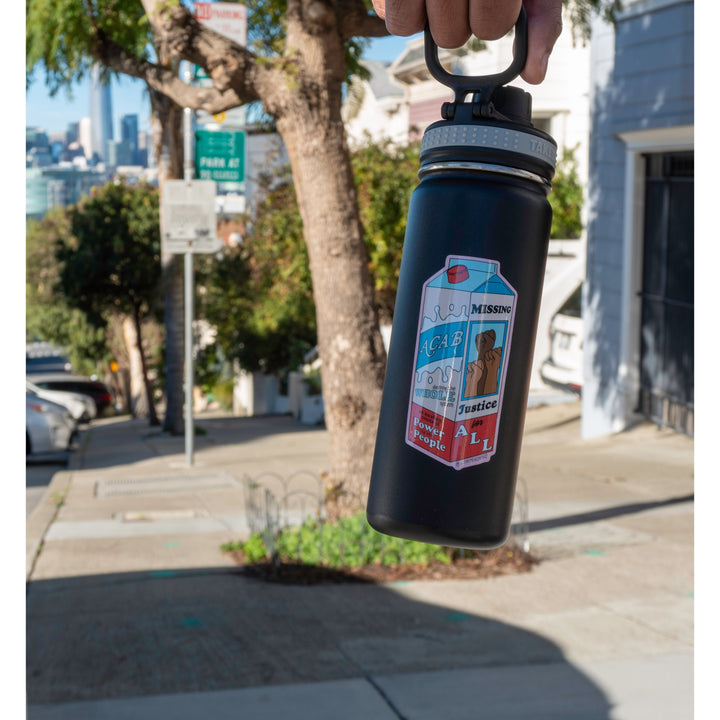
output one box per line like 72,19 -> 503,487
212,377 -> 235,411
549,146 -> 584,239
222,512 -> 452,568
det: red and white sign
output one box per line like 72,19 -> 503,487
194,3 -> 247,47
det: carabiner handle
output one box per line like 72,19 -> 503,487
424,4 -> 528,108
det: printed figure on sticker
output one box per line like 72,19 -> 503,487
406,256 -> 517,471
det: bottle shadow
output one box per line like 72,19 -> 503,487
27,566 -> 612,718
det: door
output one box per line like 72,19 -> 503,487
637,151 -> 694,436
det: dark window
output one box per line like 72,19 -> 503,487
557,284 -> 582,318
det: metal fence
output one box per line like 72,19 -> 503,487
241,471 -> 531,566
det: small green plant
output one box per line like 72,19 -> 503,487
225,512 -> 453,568
212,377 -> 235,411
51,489 -> 68,509
303,367 -> 322,396
549,146 -> 584,239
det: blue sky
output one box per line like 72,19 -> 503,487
25,33 -> 416,137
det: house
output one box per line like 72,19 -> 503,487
344,16 -> 591,187
582,0 -> 694,438
343,15 -> 592,391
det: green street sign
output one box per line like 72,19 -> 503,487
195,128 -> 245,183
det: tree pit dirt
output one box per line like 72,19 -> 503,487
226,545 -> 538,585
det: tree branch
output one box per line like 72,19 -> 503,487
138,0 -> 290,113
336,1 -> 390,41
96,31 -> 252,114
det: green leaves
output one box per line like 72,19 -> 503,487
352,138 -> 420,322
232,512 -> 453,569
549,145 -> 584,239
57,179 -> 162,323
26,0 -> 151,94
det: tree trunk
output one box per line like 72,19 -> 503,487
135,308 -> 161,426
122,315 -> 159,425
149,87 -> 186,435
277,112 -> 386,514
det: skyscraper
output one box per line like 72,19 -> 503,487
79,117 -> 92,160
90,64 -> 113,162
121,114 -> 139,165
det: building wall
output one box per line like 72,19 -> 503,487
343,62 -> 408,148
582,0 -> 694,437
461,13 -> 591,184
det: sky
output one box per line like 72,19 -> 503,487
25,33 -> 417,137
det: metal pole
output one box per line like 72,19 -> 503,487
184,249 -> 194,466
183,63 -> 194,466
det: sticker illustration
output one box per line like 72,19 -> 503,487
406,256 -> 517,470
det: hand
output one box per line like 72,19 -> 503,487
482,347 -> 503,394
372,0 -> 563,84
465,359 -> 485,397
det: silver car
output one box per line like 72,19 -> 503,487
26,391 -> 76,456
540,284 -> 583,394
26,379 -> 96,423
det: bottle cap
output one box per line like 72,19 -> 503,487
421,5 -> 557,181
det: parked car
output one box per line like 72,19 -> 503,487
28,373 -> 115,417
26,343 -> 73,374
26,391 -> 76,456
26,379 -> 96,423
540,284 -> 583,394
26,353 -> 72,375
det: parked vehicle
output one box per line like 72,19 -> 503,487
540,284 -> 583,394
26,379 -> 96,423
26,391 -> 76,456
26,343 -> 72,374
28,374 -> 115,417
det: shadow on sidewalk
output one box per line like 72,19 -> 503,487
73,415 -> 327,472
513,493 -> 694,535
27,567 -> 612,717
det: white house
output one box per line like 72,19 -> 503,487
344,13 -> 591,188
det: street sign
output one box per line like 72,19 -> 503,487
195,127 -> 245,183
194,2 -> 247,46
194,3 -> 247,127
160,179 -> 221,254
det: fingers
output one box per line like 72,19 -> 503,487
376,0 -> 427,38
375,0 -> 563,83
521,0 -> 563,84
425,1 -> 470,48
468,0 -> 522,41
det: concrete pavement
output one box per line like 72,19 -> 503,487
26,399 -> 694,718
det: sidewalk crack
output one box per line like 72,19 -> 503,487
365,675 -> 408,720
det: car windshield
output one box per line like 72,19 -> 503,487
558,285 -> 582,318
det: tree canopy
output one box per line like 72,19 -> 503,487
26,209 -> 109,374
57,180 -> 162,325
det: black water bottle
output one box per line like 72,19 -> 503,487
366,7 -> 557,549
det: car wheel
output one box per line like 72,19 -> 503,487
26,432 -> 31,456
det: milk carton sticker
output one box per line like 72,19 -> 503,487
406,255 -> 517,470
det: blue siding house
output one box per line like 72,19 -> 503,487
582,0 -> 694,438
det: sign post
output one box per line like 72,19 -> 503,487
160,65 -> 220,465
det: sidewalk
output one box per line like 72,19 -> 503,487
26,399 -> 694,719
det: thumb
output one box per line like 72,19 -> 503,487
521,0 -> 563,84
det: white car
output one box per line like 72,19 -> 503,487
26,379 -> 96,423
540,284 -> 583,394
26,391 -> 76,456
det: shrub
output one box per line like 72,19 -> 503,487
222,512 -> 452,568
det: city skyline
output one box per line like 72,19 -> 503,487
25,33 -> 412,136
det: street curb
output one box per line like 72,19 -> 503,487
26,470 -> 73,582
26,424 -> 99,581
